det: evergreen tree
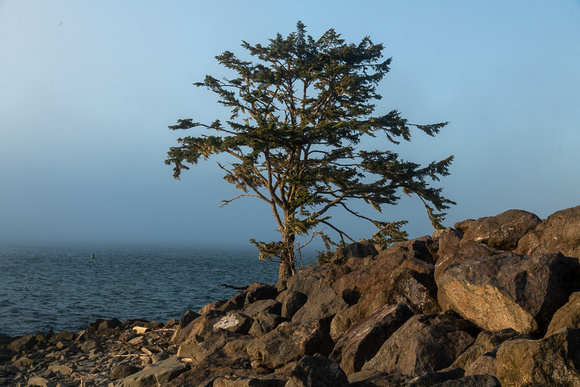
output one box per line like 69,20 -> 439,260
166,22 -> 454,281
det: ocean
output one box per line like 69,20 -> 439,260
0,245 -> 314,337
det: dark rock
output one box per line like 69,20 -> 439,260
281,291 -> 308,319
243,299 -> 282,318
330,303 -> 414,375
437,251 -> 580,334
451,329 -> 524,371
496,327 -> 580,386
245,283 -> 278,305
248,312 -> 285,336
458,209 -> 541,251
247,320 -> 334,369
111,362 -> 141,380
291,283 -> 348,325
429,374 -> 501,387
98,317 -> 122,331
547,291 -> 580,335
179,310 -> 200,328
122,356 -> 189,387
171,309 -> 226,344
212,374 -> 288,386
331,240 -> 378,265
362,312 -> 478,377
7,334 -> 37,352
213,311 -> 254,335
515,204 -> 580,258
286,354 -> 348,387
409,367 -> 464,386
331,237 -> 438,325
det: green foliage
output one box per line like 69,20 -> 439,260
166,22 -> 455,280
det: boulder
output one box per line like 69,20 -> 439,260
547,291 -> 580,336
248,311 -> 285,336
7,334 -> 37,352
428,374 -> 501,387
291,284 -> 348,325
177,330 -> 242,364
111,362 -> 141,380
458,209 -> 541,251
122,356 -> 189,387
212,374 -> 288,386
515,205 -> 580,258
434,243 -> 504,284
362,312 -> 478,377
451,329 -> 524,371
329,303 -> 414,375
331,240 -> 378,265
331,237 -> 437,323
245,283 -> 278,305
464,353 -> 497,378
329,304 -> 360,338
496,328 -> 580,386
437,251 -> 580,334
172,309 -> 226,344
243,299 -> 282,318
246,320 -> 334,369
285,354 -> 348,387
281,291 -> 308,319
213,311 -> 254,335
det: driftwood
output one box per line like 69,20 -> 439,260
218,283 -> 249,290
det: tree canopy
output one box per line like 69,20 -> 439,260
166,22 -> 455,281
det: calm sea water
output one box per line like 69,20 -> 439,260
0,245 -> 308,337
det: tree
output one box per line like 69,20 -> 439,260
166,22 -> 455,282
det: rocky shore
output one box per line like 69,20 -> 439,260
2,205 -> 580,386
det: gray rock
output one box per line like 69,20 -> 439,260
7,334 -> 37,352
330,302 -> 414,375
247,320 -> 334,369
437,251 -> 580,334
281,291 -> 308,319
122,356 -> 189,387
111,362 -> 141,380
362,312 -> 477,377
285,354 -> 348,387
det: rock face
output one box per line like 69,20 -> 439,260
496,328 -> 580,386
2,204 -> 580,386
361,311 -> 478,376
437,251 -> 580,334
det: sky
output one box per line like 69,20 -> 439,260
1,1 -> 579,250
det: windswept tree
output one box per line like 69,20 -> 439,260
166,22 -> 454,281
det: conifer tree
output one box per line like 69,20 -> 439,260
166,22 -> 455,281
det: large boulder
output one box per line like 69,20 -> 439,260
329,303 -> 414,375
286,354 -> 349,387
122,356 -> 189,387
437,251 -> 580,334
172,309 -> 226,344
515,205 -> 580,258
330,240 -> 378,265
362,311 -> 478,377
331,237 -> 438,327
246,320 -> 334,370
458,209 -> 541,251
286,276 -> 348,325
496,328 -> 580,386
547,291 -> 580,336
451,329 -> 525,371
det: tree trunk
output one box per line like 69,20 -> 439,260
278,233 -> 296,282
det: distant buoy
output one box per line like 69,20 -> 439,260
90,253 -> 95,259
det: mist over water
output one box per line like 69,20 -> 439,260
1,245 -> 307,337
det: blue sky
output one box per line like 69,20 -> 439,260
1,1 -> 579,249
